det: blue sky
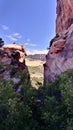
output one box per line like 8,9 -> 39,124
0,0 -> 56,54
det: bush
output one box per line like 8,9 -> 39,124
31,70 -> 73,130
0,69 -> 73,130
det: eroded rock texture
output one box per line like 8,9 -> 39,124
56,0 -> 73,34
0,43 -> 30,92
44,0 -> 73,83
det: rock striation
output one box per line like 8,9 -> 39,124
44,0 -> 73,83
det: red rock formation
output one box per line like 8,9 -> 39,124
56,0 -> 73,34
3,43 -> 27,63
44,0 -> 73,83
0,43 -> 30,93
0,43 -> 28,79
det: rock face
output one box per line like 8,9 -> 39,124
56,0 -> 73,34
0,43 -> 30,91
44,0 -> 73,83
3,43 -> 27,63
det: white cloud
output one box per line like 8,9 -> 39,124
27,49 -> 48,55
6,35 -> 18,41
25,42 -> 37,47
25,42 -> 29,46
30,43 -> 37,47
26,38 -> 30,42
6,32 -> 22,41
13,33 -> 22,39
2,25 -> 9,30
25,38 -> 37,47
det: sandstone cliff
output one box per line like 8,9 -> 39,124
56,0 -> 73,34
44,0 -> 73,83
0,43 -> 30,92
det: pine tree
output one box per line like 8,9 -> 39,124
0,38 -> 4,47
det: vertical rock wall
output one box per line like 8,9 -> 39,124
44,0 -> 73,83
56,0 -> 73,34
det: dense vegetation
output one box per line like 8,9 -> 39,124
0,69 -> 73,130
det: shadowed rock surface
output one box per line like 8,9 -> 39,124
44,0 -> 73,83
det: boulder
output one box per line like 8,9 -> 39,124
0,43 -> 28,80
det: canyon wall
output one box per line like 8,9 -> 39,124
56,0 -> 73,34
44,0 -> 73,82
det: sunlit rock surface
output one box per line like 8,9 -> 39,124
44,0 -> 73,83
56,0 -> 73,35
0,43 -> 30,90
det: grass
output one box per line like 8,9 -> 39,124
25,58 -> 44,88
